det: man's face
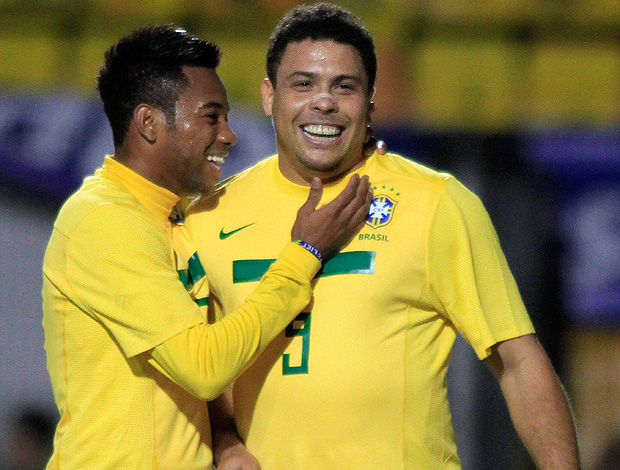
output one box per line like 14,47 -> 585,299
262,40 -> 373,184
162,66 -> 236,196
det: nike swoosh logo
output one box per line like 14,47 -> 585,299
219,223 -> 256,240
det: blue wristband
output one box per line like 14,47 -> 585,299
297,240 -> 323,263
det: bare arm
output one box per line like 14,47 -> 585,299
209,388 -> 260,470
485,334 -> 581,470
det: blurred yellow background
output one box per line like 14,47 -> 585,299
1,0 -> 619,129
0,3 -> 619,470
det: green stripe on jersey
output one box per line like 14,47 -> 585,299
188,252 -> 206,282
178,252 -> 206,290
232,259 -> 274,284
178,269 -> 189,287
323,251 -> 376,276
232,251 -> 376,283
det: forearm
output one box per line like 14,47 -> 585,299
210,389 -> 242,462
149,242 -> 320,400
208,388 -> 261,470
491,336 -> 581,470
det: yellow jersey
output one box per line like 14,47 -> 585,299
186,152 -> 535,470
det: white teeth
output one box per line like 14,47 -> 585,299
302,124 -> 341,136
207,156 -> 225,163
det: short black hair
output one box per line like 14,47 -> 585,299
98,25 -> 221,147
266,3 -> 376,92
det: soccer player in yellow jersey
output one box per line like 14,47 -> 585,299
41,25 -> 371,470
187,4 -> 581,470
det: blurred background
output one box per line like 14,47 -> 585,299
0,1 -> 618,469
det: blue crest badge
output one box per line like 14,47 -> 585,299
366,194 -> 397,229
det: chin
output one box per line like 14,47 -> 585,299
201,186 -> 216,197
196,181 -> 216,197
180,181 -> 213,198
299,153 -> 344,173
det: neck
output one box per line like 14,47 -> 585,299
113,145 -> 180,195
278,154 -> 368,186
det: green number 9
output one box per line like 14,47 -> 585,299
282,312 -> 311,375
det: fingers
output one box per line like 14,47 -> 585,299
324,174 -> 361,212
290,173 -> 372,260
350,184 -> 373,232
297,177 -> 323,216
353,175 -> 371,213
303,174 -> 370,219
291,177 -> 324,242
339,175 -> 371,225
353,181 -> 373,223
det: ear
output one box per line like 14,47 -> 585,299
368,87 -> 376,120
261,78 -> 274,116
134,104 -> 159,143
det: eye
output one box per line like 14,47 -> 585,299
336,82 -> 356,93
293,80 -> 312,90
205,113 -> 219,123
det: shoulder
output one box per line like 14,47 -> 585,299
54,174 -> 156,238
224,155 -> 277,190
430,174 -> 491,232
371,152 -> 452,188
368,153 -> 486,217
188,155 -> 277,214
368,152 -> 458,205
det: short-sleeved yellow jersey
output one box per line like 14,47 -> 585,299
186,152 -> 534,470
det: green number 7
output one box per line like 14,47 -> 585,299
282,312 -> 311,375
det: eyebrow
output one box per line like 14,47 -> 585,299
197,102 -> 230,114
333,74 -> 363,83
286,71 -> 314,80
285,71 -> 363,83
199,102 -> 225,110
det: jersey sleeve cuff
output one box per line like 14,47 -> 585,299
276,241 -> 322,280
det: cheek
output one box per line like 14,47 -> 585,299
275,95 -> 306,121
194,129 -> 214,148
349,99 -> 371,122
272,108 -> 293,136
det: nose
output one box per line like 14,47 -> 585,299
311,92 -> 338,114
218,121 -> 237,147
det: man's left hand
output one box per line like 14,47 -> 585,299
216,442 -> 261,470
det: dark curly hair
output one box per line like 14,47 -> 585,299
98,25 -> 221,146
266,3 -> 376,93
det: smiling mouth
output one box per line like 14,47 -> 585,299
206,155 -> 226,165
301,124 -> 343,138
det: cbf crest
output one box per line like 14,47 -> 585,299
366,194 -> 397,229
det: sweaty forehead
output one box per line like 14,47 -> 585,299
181,67 -> 229,109
278,40 -> 365,80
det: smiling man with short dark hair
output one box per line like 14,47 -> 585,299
188,4 -> 581,470
42,24 -> 371,470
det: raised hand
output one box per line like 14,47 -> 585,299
215,443 -> 261,470
291,174 -> 372,261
